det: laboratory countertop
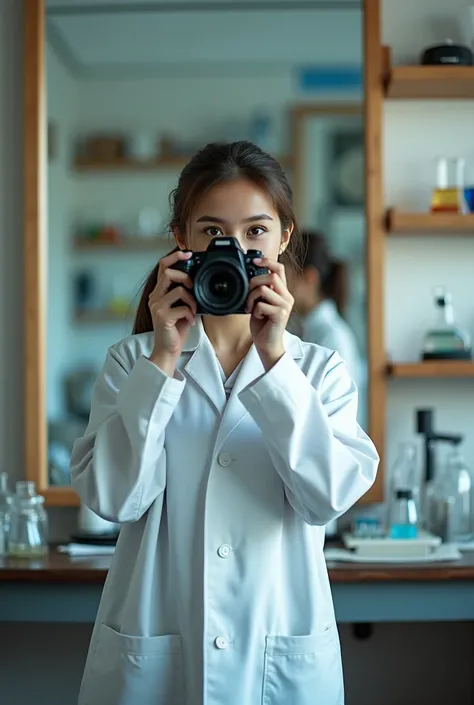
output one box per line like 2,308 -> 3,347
1,549 -> 474,584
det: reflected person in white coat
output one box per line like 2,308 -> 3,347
287,231 -> 362,389
71,141 -> 379,705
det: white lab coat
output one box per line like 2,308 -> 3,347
71,320 -> 378,705
302,300 -> 361,388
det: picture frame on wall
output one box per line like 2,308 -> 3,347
330,128 -> 364,208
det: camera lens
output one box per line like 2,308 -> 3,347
195,261 -> 248,315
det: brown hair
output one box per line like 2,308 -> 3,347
133,141 -> 302,334
300,231 -> 349,316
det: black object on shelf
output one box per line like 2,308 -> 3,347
421,40 -> 473,67
416,408 -> 462,483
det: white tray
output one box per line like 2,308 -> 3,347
325,544 -> 461,564
343,531 -> 442,559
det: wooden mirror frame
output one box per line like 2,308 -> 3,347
24,0 -> 385,506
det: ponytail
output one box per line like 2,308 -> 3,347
323,259 -> 349,317
133,245 -> 181,334
299,230 -> 350,317
132,262 -> 160,335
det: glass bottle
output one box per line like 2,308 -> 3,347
390,442 -> 420,508
431,157 -> 467,214
446,448 -> 473,543
422,287 -> 472,361
0,473 -> 12,556
8,481 -> 48,558
390,489 -> 418,539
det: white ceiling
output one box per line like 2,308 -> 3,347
46,2 -> 362,77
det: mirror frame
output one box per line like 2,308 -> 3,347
24,0 -> 385,506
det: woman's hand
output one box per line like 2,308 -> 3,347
148,250 -> 197,376
246,258 -> 294,371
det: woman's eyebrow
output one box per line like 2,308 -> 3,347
195,214 -> 273,224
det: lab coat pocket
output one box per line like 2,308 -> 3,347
82,624 -> 185,705
262,626 -> 343,705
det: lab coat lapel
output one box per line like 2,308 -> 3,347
183,320 -> 226,415
213,331 -> 304,452
213,344 -> 264,453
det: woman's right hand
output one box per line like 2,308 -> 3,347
148,249 -> 197,376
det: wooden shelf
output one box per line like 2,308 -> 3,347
43,486 -> 80,507
387,361 -> 474,378
385,64 -> 474,99
74,154 -> 292,173
386,209 -> 474,234
74,236 -> 169,251
74,309 -> 134,324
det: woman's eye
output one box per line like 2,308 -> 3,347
204,227 -> 223,237
248,226 -> 266,237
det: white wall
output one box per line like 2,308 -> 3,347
382,0 -> 474,484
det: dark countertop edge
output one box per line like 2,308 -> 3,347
2,565 -> 474,584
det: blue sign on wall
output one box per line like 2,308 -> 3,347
298,66 -> 362,92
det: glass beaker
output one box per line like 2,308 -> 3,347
431,157 -> 467,214
8,481 -> 48,558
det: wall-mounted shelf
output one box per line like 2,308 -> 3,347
74,154 -> 292,173
74,309 -> 134,324
387,361 -> 474,378
74,236 -> 169,251
383,46 -> 474,100
74,154 -> 193,172
386,209 -> 474,235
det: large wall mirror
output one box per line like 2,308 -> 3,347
292,104 -> 367,428
25,0 -> 383,506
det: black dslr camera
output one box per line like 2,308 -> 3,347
170,237 -> 269,316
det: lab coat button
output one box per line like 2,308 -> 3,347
215,636 -> 228,650
218,452 -> 232,467
218,544 -> 232,558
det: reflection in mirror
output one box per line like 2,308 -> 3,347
290,106 -> 367,428
45,3 -> 364,486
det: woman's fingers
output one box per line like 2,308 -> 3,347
158,248 -> 192,273
248,270 -> 286,296
151,267 -> 193,300
247,286 -> 292,316
161,285 -> 197,314
253,257 -> 287,285
252,301 -> 282,321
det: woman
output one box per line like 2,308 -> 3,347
71,141 -> 378,705
287,231 -> 362,388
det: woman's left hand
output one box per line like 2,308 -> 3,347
246,257 -> 294,371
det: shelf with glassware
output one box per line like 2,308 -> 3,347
74,235 -> 170,251
73,132 -> 292,174
74,153 -> 292,173
382,46 -> 474,100
386,362 -> 474,378
386,209 -> 474,235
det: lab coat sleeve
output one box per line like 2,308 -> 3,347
70,348 -> 185,523
239,351 -> 379,526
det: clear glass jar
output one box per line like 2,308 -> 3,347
8,481 -> 48,558
0,473 -> 12,556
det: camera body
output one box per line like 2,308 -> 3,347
170,237 -> 269,316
